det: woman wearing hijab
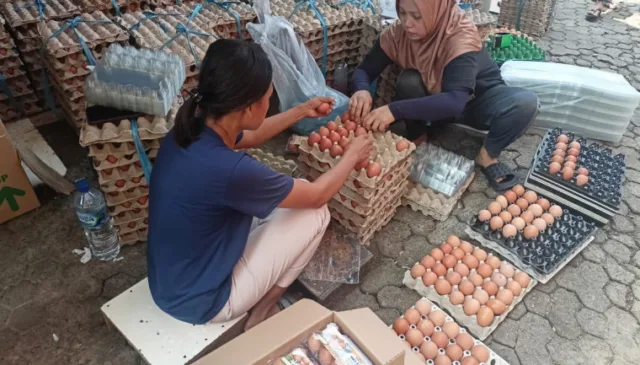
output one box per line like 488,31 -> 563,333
349,0 -> 539,191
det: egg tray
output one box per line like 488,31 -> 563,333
100,174 -> 147,192
98,158 -> 154,184
331,175 -> 407,218
105,185 -> 149,206
92,148 -> 158,170
497,0 -> 554,38
529,128 -> 624,213
0,0 -> 80,28
117,10 -> 219,76
330,199 -> 398,245
112,207 -> 149,225
115,217 -> 149,235
79,105 -> 176,146
119,226 -> 148,245
403,173 -> 475,222
56,92 -> 86,127
392,299 -> 509,365
74,0 -> 127,15
107,195 -> 149,215
373,64 -> 400,108
0,91 -> 38,111
0,75 -> 34,100
0,64 -> 28,79
175,2 -> 255,40
89,139 -> 161,158
0,96 -> 45,121
401,249 -> 536,340
329,186 -> 404,228
244,148 -> 298,176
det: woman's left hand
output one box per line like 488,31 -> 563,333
301,96 -> 335,118
363,106 -> 395,132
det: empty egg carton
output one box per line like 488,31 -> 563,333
108,195 -> 148,215
105,185 -> 149,206
0,0 -> 79,28
244,148 -> 298,176
93,148 -> 159,170
119,227 -> 148,245
101,175 -> 148,192
112,207 -> 149,225
330,186 -> 404,227
497,0 -> 555,38
0,75 -> 34,101
88,139 -> 161,158
329,196 -> 399,244
403,173 -> 475,222
116,217 -> 149,235
175,2 -> 255,40
98,159 -> 155,184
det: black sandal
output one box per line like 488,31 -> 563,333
586,9 -> 602,21
481,162 -> 520,191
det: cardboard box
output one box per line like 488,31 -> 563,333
0,120 -> 40,223
195,299 -> 424,365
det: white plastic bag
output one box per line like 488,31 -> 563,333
247,0 -> 349,135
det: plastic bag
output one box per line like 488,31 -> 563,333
299,225 -> 361,284
247,0 -> 349,135
410,143 -> 475,197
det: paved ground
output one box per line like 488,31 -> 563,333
1,0 -> 640,364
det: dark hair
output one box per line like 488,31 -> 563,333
174,39 -> 273,148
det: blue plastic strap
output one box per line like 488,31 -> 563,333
110,0 -> 122,17
128,11 -> 184,34
19,0 -> 46,20
338,0 -> 375,13
516,0 -> 527,30
290,0 -> 328,77
130,119 -> 153,185
159,5 -> 216,69
205,0 -> 244,40
0,73 -> 26,115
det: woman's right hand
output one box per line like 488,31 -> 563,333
344,134 -> 375,164
349,90 -> 373,122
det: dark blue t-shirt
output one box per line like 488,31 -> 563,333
147,127 -> 294,324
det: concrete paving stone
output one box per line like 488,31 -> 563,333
373,308 -> 400,326
376,286 -> 421,313
575,58 -> 591,67
593,229 -> 608,244
8,300 -> 47,333
523,289 -> 551,316
500,150 -> 520,171
0,281 -> 39,310
490,343 -> 520,365
395,235 -> 432,268
578,334 -> 614,364
536,279 -> 558,294
550,45 -> 581,56
0,327 -> 20,359
626,182 -> 640,197
491,317 -> 519,347
604,256 -> 636,285
373,220 -> 411,259
467,174 -> 489,193
546,335 -> 588,365
582,244 -> 607,263
633,280 -> 640,299
44,297 -> 105,332
576,307 -> 608,338
603,240 -> 632,263
612,215 -> 635,233
0,260 -> 28,290
101,273 -> 139,300
514,313 -> 554,365
324,287 -> 380,312
608,233 -> 637,249
556,261 -> 609,289
631,301 -> 640,324
547,288 -> 583,340
0,305 -> 9,329
360,258 -> 405,294
425,216 -> 463,245
508,301 -> 527,320
577,286 -> 612,313
604,307 -> 640,363
605,282 -> 631,309
392,207 -> 436,237
558,56 -> 576,65
457,192 -> 490,224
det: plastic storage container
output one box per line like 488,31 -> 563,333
74,178 -> 120,260
500,61 -> 640,142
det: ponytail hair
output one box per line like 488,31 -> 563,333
173,39 -> 273,148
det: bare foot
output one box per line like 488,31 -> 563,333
244,304 -> 281,332
265,303 -> 281,320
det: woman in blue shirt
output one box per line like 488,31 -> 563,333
147,39 -> 373,331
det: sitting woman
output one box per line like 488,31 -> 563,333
147,39 -> 373,330
349,0 -> 539,191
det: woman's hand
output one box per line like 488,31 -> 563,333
349,90 -> 373,122
363,106 -> 394,132
301,96 -> 335,118
344,134 -> 375,164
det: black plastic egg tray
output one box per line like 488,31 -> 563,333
467,198 -> 598,283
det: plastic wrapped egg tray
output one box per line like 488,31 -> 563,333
117,9 -> 219,77
402,235 -> 536,340
101,175 -> 148,193
244,148 -> 298,176
392,298 -> 509,365
107,195 -> 148,215
92,148 -> 158,170
174,2 -> 255,40
116,217 -> 148,235
97,158 -> 154,185
79,103 -> 177,146
403,172 -> 475,222
119,227 -> 147,245
112,207 -> 149,225
525,128 -> 624,224
0,0 -> 80,28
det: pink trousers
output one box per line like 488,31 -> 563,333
211,205 -> 330,322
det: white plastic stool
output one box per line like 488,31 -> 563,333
101,278 -> 246,365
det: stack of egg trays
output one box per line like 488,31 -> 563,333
116,7 -> 219,94
0,0 -> 79,107
373,63 -> 399,108
37,11 -> 129,128
74,0 -> 153,19
269,0 -> 376,78
296,118 -> 416,245
175,2 -> 255,40
403,173 -> 475,222
497,0 -> 556,38
79,104 -> 179,245
0,14 -> 41,121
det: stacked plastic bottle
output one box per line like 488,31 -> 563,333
296,116 -> 415,245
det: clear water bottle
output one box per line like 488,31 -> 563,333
73,178 -> 120,260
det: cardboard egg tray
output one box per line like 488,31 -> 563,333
0,0 -> 80,28
401,239 -> 537,340
392,299 -> 509,365
244,148 -> 298,176
98,158 -> 155,184
0,63 -> 28,79
117,9 -> 219,77
119,227 -> 148,245
115,217 -> 149,235
0,94 -> 45,121
79,104 -> 177,146
0,75 -> 34,100
101,175 -> 147,193
105,185 -> 149,206
374,64 -> 400,108
403,173 -> 475,222
175,2 -> 255,40
107,195 -> 148,215
329,186 -> 404,228
93,148 -> 159,170
329,197 -> 398,245
497,0 -> 555,38
89,139 -> 161,158
112,207 -> 149,225
74,0 -> 151,18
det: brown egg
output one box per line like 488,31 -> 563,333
446,344 -> 463,361
434,354 -> 452,365
456,332 -> 475,351
454,263 -> 470,277
528,203 -> 543,217
443,321 -> 460,339
523,225 -> 539,239
366,162 -> 382,178
507,204 -> 521,217
460,241 -> 474,254
516,198 -> 529,211
418,319 -> 435,336
482,280 -> 499,296
421,255 -> 436,269
541,212 -> 555,226
319,347 -> 333,365
553,149 -> 565,158
565,155 -> 577,164
415,299 -> 432,316
431,248 -> 444,262
435,279 -> 452,295
318,126 -> 330,137
549,162 -> 562,174
462,254 -> 479,269
440,243 -> 453,255
452,248 -> 466,260
429,311 -> 446,327
308,334 -> 323,352
415,352 -> 426,362
478,209 -> 492,222
502,224 -> 517,238
506,280 -> 522,296
551,155 -> 564,164
432,332 -> 450,350
549,205 -> 563,218
489,216 -> 504,231
499,262 -> 515,278
472,247 -> 487,262
555,142 -> 567,151
447,235 -> 462,247
442,255 -> 458,269
491,273 -> 507,289
420,341 -> 439,359
329,144 -> 344,157
336,127 -> 349,138
411,264 -> 426,279
422,271 -> 438,286
514,272 -> 531,288
511,217 -> 526,231
476,306 -> 495,327
486,298 -> 507,315
536,198 -> 551,211
569,141 -> 581,150
576,174 -> 589,186
473,289 -> 489,305
477,263 -> 493,278
406,328 -> 424,347
463,298 -> 481,315
329,130 -> 341,143
577,167 -> 589,176
563,161 -> 576,170
319,137 -> 333,151
533,218 -> 547,232
344,121 -> 357,131
513,184 -> 525,197
523,190 -> 538,204
504,190 -> 517,203
449,290 -> 465,305
496,288 -> 514,305
396,140 -> 409,152
446,271 -> 462,286
520,210 -> 534,224
495,195 -> 508,209
567,148 -> 580,157
461,356 -> 479,365
471,345 -> 490,363
486,255 -> 501,270
488,201 -> 502,215
561,166 -> 574,181
459,280 -> 476,296
557,134 -> 569,143
393,317 -> 410,334
432,263 -> 447,277
404,308 -> 422,325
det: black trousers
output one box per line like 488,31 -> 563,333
393,69 -> 539,158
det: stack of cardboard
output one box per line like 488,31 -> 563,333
37,11 -> 129,128
177,2 -> 255,40
498,0 -> 556,38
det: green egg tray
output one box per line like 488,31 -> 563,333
487,35 -> 546,65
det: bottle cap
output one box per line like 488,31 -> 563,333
74,178 -> 90,193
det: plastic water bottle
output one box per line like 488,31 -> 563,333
73,178 -> 120,260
